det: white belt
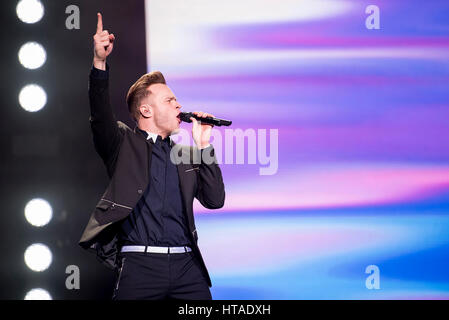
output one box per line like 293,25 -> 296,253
121,245 -> 192,254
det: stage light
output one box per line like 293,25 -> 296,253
24,288 -> 52,300
24,243 -> 52,272
18,42 -> 46,69
18,84 -> 47,112
24,198 -> 52,227
16,0 -> 44,24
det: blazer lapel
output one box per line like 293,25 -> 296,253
174,143 -> 196,231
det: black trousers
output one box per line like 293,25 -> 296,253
112,251 -> 212,300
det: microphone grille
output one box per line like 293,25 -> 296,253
179,112 -> 193,123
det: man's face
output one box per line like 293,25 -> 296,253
145,83 -> 182,134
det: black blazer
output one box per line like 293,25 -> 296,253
78,69 -> 225,287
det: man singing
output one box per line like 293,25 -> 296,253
79,13 -> 225,300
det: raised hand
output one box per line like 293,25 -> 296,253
93,13 -> 115,70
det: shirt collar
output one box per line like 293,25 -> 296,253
145,132 -> 159,144
136,127 -> 173,144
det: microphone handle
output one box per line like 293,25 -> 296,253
180,112 -> 232,127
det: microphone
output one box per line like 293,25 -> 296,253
179,112 -> 232,127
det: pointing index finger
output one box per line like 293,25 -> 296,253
96,13 -> 103,33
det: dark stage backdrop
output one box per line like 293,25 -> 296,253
0,0 -> 146,299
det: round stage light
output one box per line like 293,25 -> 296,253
24,243 -> 52,272
24,198 -> 52,227
16,0 -> 44,24
24,288 -> 52,300
18,84 -> 47,112
18,42 -> 46,69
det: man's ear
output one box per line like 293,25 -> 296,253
139,104 -> 152,119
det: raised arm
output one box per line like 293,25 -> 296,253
89,13 -> 122,175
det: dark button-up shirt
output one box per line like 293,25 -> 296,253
117,128 -> 192,247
